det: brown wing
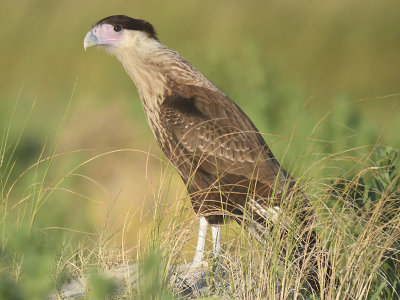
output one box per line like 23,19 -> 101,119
160,85 -> 292,208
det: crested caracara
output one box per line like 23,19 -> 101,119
84,15 -> 333,292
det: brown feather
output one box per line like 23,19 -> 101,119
93,18 -> 335,291
158,85 -> 302,223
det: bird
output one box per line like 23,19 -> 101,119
84,15 -> 333,292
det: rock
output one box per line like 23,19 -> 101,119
49,261 -> 211,299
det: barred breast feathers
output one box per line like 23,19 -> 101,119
114,34 -> 218,105
111,33 -> 221,146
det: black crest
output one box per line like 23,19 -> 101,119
96,15 -> 158,40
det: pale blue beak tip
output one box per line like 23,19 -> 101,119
83,30 -> 99,51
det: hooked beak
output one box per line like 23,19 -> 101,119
83,30 -> 99,50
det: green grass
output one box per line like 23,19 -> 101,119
0,0 -> 400,298
0,93 -> 399,299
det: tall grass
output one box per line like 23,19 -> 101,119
1,1 -> 399,297
1,93 -> 398,299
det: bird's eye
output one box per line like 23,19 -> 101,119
113,25 -> 122,32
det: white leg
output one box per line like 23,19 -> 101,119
211,225 -> 221,257
192,217 -> 208,264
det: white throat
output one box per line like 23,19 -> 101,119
107,30 -> 218,141
111,33 -> 168,114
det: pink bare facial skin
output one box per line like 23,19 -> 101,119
92,24 -> 122,46
84,24 -> 123,50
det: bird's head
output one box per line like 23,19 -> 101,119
83,15 -> 158,52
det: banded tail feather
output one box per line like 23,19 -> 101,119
235,195 -> 335,293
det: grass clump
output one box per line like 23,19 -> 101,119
0,94 -> 399,299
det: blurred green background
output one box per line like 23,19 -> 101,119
1,0 -> 400,268
2,0 -> 399,153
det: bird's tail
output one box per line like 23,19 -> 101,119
235,196 -> 335,294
